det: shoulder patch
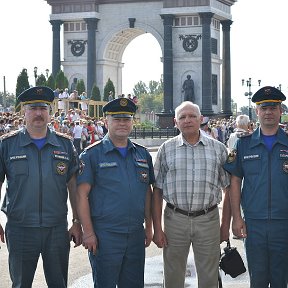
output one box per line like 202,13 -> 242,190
227,149 -> 237,163
0,130 -> 20,141
85,140 -> 101,150
55,131 -> 73,140
237,131 -> 251,138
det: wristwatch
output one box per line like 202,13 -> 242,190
72,218 -> 81,224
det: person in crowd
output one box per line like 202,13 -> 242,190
86,120 -> 96,144
79,92 -> 88,115
94,120 -> 104,140
0,86 -> 81,287
200,116 -> 212,137
224,86 -> 288,288
226,114 -> 250,152
108,90 -> 114,102
73,120 -> 83,155
152,101 -> 230,288
76,98 -> 154,288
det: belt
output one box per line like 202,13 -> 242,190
166,203 -> 217,217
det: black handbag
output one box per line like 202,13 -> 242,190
219,239 -> 246,278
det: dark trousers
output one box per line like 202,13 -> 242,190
5,223 -> 70,288
245,218 -> 288,288
89,229 -> 145,288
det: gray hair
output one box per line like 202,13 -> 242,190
175,101 -> 201,120
236,114 -> 249,127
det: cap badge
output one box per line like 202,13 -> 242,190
120,98 -> 128,107
264,88 -> 271,95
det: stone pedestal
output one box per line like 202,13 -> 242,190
156,112 -> 175,128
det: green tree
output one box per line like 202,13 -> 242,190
36,74 -> 47,86
0,92 -> 16,108
103,78 -> 115,101
89,84 -> 102,117
46,75 -> 56,90
55,70 -> 69,90
133,81 -> 148,97
76,79 -> 86,95
15,69 -> 30,111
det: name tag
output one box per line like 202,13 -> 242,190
10,155 -> 27,160
243,154 -> 260,160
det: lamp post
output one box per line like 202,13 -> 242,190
34,66 -> 38,86
45,69 -> 49,79
242,78 -> 261,120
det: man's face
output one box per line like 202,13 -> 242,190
24,105 -> 50,130
256,104 -> 282,129
175,104 -> 202,136
106,115 -> 133,139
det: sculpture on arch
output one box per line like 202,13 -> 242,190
182,75 -> 195,102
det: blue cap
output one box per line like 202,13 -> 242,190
252,86 -> 286,107
102,98 -> 137,118
18,86 -> 55,107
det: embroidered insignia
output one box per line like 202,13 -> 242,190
227,150 -> 237,163
139,170 -> 148,183
120,98 -> 128,107
56,162 -> 67,175
283,161 -> 288,173
79,159 -> 85,175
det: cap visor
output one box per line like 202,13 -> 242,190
111,114 -> 133,118
259,102 -> 279,107
26,102 -> 49,107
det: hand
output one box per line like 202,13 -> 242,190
82,232 -> 98,255
0,224 -> 5,243
153,230 -> 168,248
232,217 -> 247,239
220,223 -> 230,243
69,223 -> 82,247
145,227 -> 153,248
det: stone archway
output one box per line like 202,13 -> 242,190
46,0 -> 237,124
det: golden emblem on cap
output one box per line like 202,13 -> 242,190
36,88 -> 44,95
264,88 -> 271,95
120,98 -> 128,107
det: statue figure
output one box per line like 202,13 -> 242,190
182,75 -> 195,102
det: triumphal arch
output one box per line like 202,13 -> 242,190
45,0 -> 237,125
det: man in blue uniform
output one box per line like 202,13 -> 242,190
76,98 -> 155,288
0,86 -> 82,287
224,86 -> 288,287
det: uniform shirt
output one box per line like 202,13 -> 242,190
0,128 -> 79,227
224,127 -> 288,220
77,135 -> 155,233
154,131 -> 230,212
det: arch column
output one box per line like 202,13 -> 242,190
49,20 -> 63,77
199,12 -> 214,115
161,14 -> 174,114
84,18 -> 98,97
221,20 -> 233,116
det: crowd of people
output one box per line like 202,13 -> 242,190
0,84 -> 288,288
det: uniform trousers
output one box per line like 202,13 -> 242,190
5,222 -> 70,288
89,228 -> 145,288
163,206 -> 220,288
245,218 -> 288,288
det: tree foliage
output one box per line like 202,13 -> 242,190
76,79 -> 86,95
15,69 -> 30,111
89,84 -> 102,117
103,78 -> 115,101
36,74 -> 47,87
55,70 -> 69,90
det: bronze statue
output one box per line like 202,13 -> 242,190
182,75 -> 195,102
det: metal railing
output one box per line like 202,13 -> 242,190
130,127 -> 179,139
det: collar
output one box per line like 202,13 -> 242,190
177,130 -> 207,147
249,127 -> 288,148
19,127 -> 61,147
101,135 -> 135,154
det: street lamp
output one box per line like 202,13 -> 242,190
34,66 -> 38,86
45,69 -> 49,79
242,78 -> 261,120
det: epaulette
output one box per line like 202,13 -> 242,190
237,131 -> 251,138
85,140 -> 102,150
132,141 -> 147,150
0,130 -> 20,141
55,131 -> 73,140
